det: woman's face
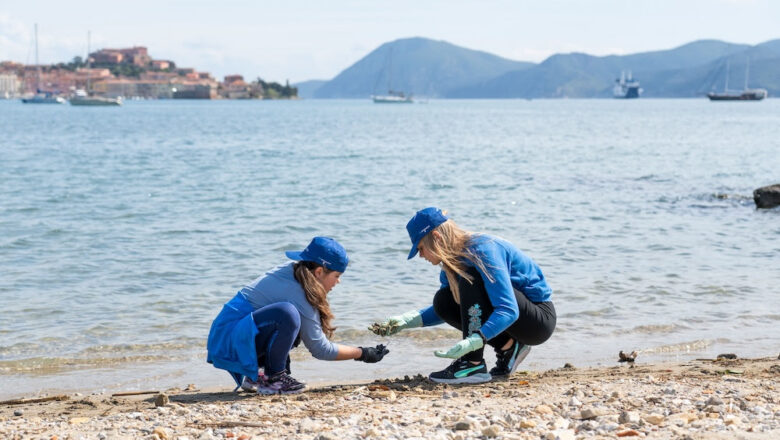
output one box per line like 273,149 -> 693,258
418,243 -> 441,265
314,268 -> 342,293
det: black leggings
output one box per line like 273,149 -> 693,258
432,267 -> 556,362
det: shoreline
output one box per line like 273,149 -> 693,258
2,357 -> 778,439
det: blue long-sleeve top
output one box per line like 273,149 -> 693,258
418,235 -> 552,341
240,263 -> 339,360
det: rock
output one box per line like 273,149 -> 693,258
753,184 -> 780,209
152,427 -> 169,440
706,396 -> 724,406
580,408 -> 605,420
197,430 -> 215,440
551,429 -> 575,440
315,434 -> 339,440
616,429 -> 641,437
535,404 -> 554,415
155,393 -> 169,407
520,419 -> 537,428
723,415 -> 741,425
643,413 -> 665,425
716,353 -> 737,360
363,428 -> 380,437
13,410 -> 23,417
69,417 -> 90,425
454,420 -> 472,430
482,425 -> 502,437
569,397 -> 582,407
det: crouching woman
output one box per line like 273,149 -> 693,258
208,236 -> 389,395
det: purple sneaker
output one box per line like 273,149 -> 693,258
240,371 -> 266,392
257,372 -> 306,395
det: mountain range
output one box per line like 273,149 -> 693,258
298,37 -> 780,99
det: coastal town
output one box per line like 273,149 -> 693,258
0,46 -> 297,100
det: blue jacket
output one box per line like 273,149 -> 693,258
419,235 -> 552,340
206,293 -> 260,387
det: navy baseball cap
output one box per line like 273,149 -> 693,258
406,207 -> 449,259
286,236 -> 349,272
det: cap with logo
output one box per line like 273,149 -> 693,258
286,236 -> 349,273
406,207 -> 449,260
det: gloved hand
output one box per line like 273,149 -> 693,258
434,333 -> 484,359
369,310 -> 422,336
356,344 -> 390,363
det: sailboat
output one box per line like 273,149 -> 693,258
707,58 -> 767,101
70,31 -> 122,106
371,45 -> 413,104
21,24 -> 66,104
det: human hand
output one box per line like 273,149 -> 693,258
369,310 -> 422,336
356,344 -> 390,363
433,334 -> 484,359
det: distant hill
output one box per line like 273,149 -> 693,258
306,38 -> 780,99
312,37 -> 533,98
448,40 -> 760,98
294,80 -> 327,99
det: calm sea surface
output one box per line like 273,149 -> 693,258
1,99 -> 778,399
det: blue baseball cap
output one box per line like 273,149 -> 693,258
406,207 -> 449,259
286,236 -> 349,273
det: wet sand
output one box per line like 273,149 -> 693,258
1,357 -> 778,439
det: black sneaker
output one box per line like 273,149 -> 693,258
257,371 -> 306,395
429,358 -> 491,384
490,341 -> 530,377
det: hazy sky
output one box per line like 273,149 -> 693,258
1,1 -> 778,83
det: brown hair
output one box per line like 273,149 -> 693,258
293,261 -> 336,338
418,217 -> 493,303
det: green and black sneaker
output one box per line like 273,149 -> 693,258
429,358 -> 492,384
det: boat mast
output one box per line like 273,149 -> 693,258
86,30 -> 91,94
744,57 -> 749,90
34,23 -> 40,92
724,60 -> 730,92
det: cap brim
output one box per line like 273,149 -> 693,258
285,250 -> 304,261
407,240 -> 420,260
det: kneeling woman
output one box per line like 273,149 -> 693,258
374,208 -> 555,384
208,236 -> 389,395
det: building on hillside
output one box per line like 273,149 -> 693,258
151,60 -> 171,70
0,73 -> 20,98
91,50 -> 123,65
173,82 -> 216,99
90,47 -> 151,67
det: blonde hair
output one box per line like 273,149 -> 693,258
293,261 -> 336,338
418,217 -> 493,303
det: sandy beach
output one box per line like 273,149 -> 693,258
2,356 -> 778,440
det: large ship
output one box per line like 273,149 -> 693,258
707,59 -> 767,101
613,71 -> 642,99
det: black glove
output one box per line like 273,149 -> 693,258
356,344 -> 389,363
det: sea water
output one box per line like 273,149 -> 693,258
1,99 -> 778,398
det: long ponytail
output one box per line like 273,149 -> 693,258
419,218 -> 493,303
293,261 -> 336,338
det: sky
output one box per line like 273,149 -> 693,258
1,0 -> 778,83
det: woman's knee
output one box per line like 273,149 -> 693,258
432,287 -> 454,316
269,302 -> 301,330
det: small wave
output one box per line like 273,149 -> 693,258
0,353 -> 190,375
638,339 -> 712,355
618,323 -> 688,335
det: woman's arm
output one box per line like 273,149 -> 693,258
333,344 -> 363,360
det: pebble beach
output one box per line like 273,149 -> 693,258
2,356 -> 778,440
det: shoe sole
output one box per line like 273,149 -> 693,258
428,372 -> 492,384
257,387 -> 306,395
508,346 -> 531,375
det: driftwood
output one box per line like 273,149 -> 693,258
190,421 -> 267,428
111,390 -> 160,397
1,395 -> 70,406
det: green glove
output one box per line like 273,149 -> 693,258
369,310 -> 422,336
434,333 -> 484,359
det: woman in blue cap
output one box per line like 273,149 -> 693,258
372,208 -> 555,384
208,236 -> 389,395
